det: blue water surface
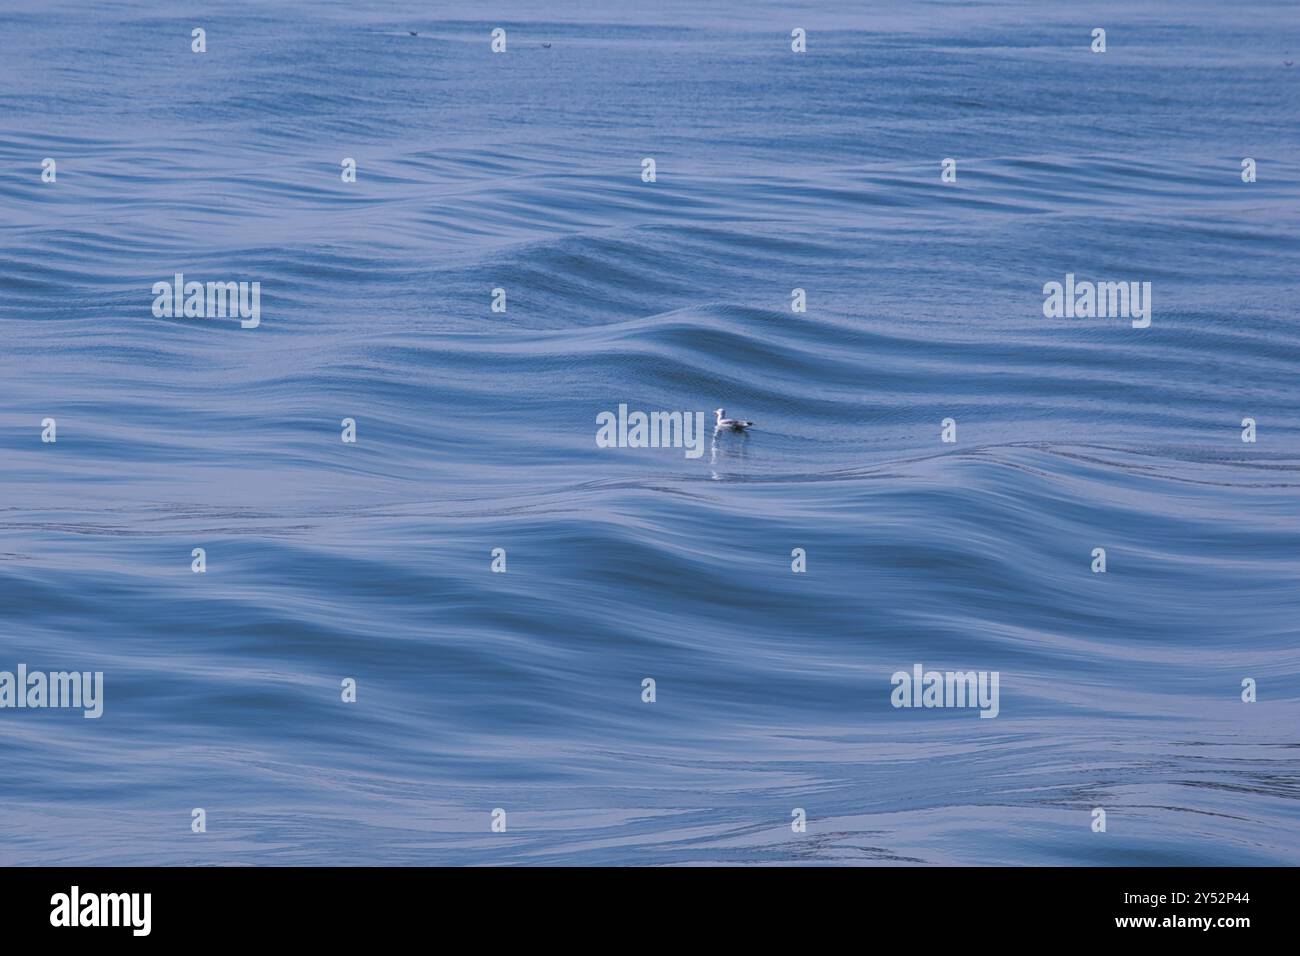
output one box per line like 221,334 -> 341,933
0,0 -> 1297,865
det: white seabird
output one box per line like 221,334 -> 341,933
714,408 -> 753,432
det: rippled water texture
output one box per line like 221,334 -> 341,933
1,0 -> 1298,865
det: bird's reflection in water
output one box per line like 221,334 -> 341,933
709,427 -> 751,478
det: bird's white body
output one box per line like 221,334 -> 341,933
714,408 -> 753,431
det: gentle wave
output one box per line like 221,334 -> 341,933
1,0 -> 1298,865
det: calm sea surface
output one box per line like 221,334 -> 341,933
1,0 -> 1297,864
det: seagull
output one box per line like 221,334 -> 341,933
542,42 -> 552,49
714,408 -> 753,431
